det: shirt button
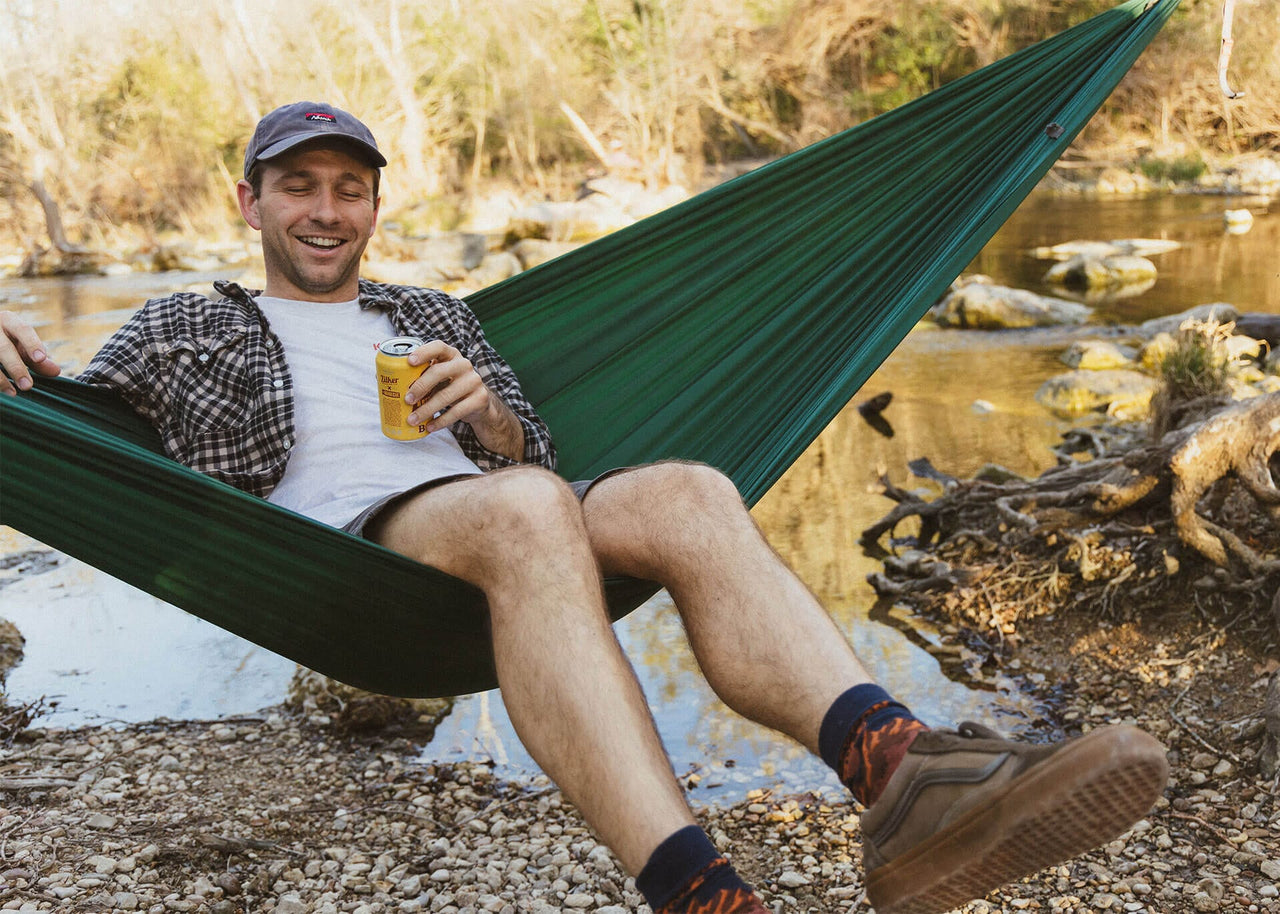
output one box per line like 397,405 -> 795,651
272,378 -> 285,388
198,352 -> 210,363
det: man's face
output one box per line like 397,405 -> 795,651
236,144 -> 380,302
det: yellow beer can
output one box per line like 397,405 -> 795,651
376,336 -> 429,440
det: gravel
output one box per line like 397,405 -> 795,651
1,582 -> 1277,913
2,667 -> 1277,914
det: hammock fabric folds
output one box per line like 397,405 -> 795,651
0,0 -> 1180,698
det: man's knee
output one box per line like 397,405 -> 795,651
592,461 -> 744,533
641,460 -> 743,512
473,465 -> 585,542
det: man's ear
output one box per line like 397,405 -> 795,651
236,179 -> 262,230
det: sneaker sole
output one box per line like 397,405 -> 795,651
865,724 -> 1169,914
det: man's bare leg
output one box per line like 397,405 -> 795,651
580,461 -> 874,753
579,461 -> 1171,914
370,466 -> 694,874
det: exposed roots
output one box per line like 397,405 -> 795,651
862,393 -> 1280,646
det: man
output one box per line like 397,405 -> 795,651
0,102 -> 1169,914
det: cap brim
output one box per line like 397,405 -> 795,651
251,133 -> 388,171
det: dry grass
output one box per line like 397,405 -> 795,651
1,0 -> 1276,247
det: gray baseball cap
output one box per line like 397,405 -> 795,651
243,101 -> 387,177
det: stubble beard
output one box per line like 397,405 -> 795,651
264,233 -> 364,301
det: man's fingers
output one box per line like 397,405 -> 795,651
407,339 -> 456,367
402,340 -> 488,427
0,336 -> 32,394
406,354 -> 475,408
409,372 -> 488,428
0,312 -> 61,394
422,387 -> 488,433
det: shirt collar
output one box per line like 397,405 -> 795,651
212,278 -> 396,314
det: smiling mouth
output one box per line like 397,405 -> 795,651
298,236 -> 344,250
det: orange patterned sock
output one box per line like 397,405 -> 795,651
838,700 -> 929,806
819,685 -> 929,807
638,826 -> 769,914
655,859 -> 771,914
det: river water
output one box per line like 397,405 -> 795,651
1,189 -> 1275,800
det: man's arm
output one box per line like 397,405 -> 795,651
403,290 -> 557,471
0,311 -> 62,393
404,339 -> 527,464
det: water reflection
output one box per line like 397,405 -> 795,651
970,192 -> 1278,323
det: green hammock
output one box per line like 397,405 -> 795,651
0,0 -> 1180,698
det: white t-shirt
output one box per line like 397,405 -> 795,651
255,296 -> 482,528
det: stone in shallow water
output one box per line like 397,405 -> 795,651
1061,340 -> 1138,370
1045,254 -> 1157,291
1035,369 -> 1160,420
930,280 -> 1092,329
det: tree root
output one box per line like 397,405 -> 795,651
863,392 -> 1280,641
868,392 -> 1280,571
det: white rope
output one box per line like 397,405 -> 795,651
1218,0 -> 1244,99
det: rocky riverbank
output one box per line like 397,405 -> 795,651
7,153 -> 1278,291
1,586 -> 1277,914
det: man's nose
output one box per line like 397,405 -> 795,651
310,188 -> 340,223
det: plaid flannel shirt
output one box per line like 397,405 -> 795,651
78,278 -> 557,497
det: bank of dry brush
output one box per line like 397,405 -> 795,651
1,0 -> 1277,250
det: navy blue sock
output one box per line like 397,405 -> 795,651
819,684 -> 898,770
819,684 -> 928,805
636,825 -> 762,913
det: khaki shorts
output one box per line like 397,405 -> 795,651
341,468 -> 632,540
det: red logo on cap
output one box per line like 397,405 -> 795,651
305,112 -> 337,122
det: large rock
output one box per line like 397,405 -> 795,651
1138,332 -> 1179,372
1094,168 -> 1156,195
1061,340 -> 1137,370
467,251 -> 522,288
130,242 -> 248,274
506,197 -> 634,243
1223,208 -> 1254,234
510,238 -> 583,270
362,259 -> 451,287
1214,156 -> 1280,197
930,280 -> 1092,329
1035,369 -> 1160,420
582,176 -> 690,219
0,618 -> 23,684
457,189 -> 523,233
365,233 -> 489,286
1137,303 -> 1239,338
286,667 -> 452,736
1235,313 -> 1280,347
17,247 -> 111,277
1044,254 -> 1157,291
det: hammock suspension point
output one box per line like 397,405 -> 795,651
1218,0 -> 1244,99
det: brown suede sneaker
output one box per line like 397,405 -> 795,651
860,722 -> 1169,914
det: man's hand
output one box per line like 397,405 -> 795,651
405,340 -> 524,461
0,310 -> 61,395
